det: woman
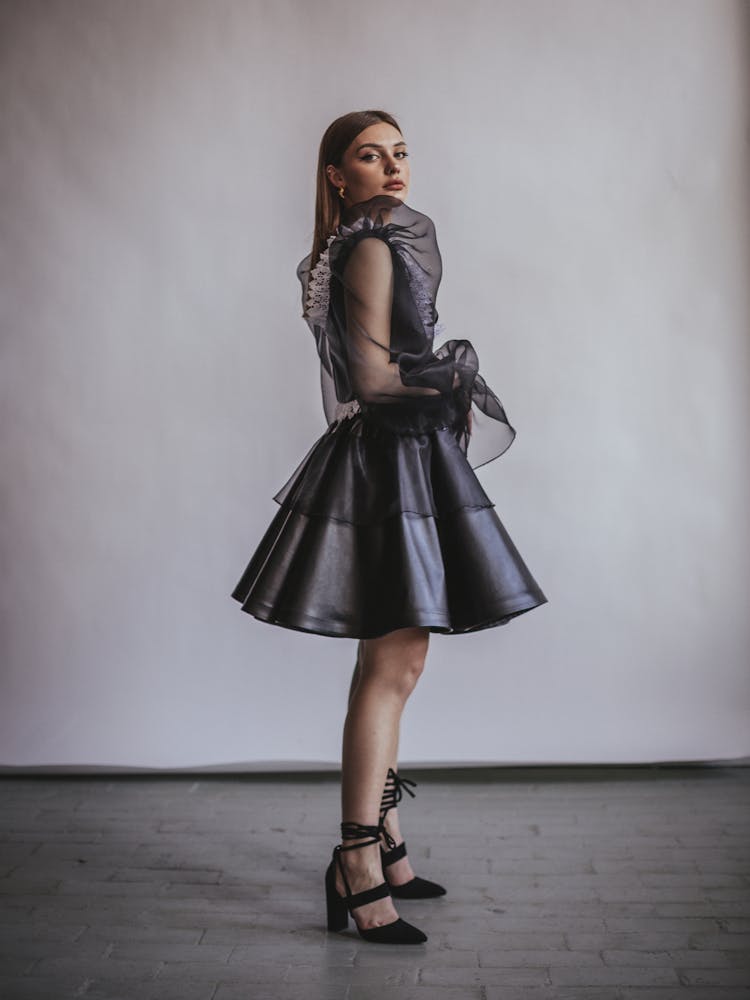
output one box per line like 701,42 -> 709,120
231,110 -> 548,944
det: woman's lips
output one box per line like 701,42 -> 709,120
384,182 -> 405,190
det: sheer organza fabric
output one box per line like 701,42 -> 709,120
296,194 -> 516,471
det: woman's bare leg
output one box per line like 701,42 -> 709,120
336,626 -> 430,929
346,639 -> 363,707
346,638 -> 419,888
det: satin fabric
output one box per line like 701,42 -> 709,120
231,395 -> 547,638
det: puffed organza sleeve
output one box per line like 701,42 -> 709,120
337,234 -> 451,402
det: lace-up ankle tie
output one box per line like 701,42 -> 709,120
380,767 -> 418,822
376,768 -> 447,900
338,821 -> 383,848
340,819 -> 397,852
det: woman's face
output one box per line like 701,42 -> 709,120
327,122 -> 410,207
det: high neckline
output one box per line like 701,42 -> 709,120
339,193 -> 406,228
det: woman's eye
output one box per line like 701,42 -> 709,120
360,151 -> 409,162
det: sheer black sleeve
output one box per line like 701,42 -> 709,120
339,235 -> 448,401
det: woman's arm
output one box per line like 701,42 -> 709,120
342,237 -> 442,402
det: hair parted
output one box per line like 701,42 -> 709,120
309,109 -> 402,273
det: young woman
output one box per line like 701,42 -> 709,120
231,110 -> 548,944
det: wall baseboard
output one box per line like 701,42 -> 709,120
1,757 -> 748,776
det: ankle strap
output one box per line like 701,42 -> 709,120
380,839 -> 408,866
339,821 -> 381,848
339,818 -> 397,852
380,767 -> 418,821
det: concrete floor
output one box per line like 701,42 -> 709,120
0,766 -> 749,1000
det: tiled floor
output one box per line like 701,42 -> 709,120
0,766 -> 749,999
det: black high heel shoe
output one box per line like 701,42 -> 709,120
324,820 -> 428,944
379,768 -> 447,899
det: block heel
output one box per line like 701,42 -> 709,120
324,857 -> 349,931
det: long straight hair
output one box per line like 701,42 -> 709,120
309,109 -> 402,272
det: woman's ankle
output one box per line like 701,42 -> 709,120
380,808 -> 403,848
338,839 -> 380,865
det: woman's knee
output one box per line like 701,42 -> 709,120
361,627 -> 430,699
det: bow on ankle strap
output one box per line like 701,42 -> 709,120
380,767 -> 418,821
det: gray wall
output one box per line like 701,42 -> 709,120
1,0 -> 748,769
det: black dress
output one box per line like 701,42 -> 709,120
230,194 -> 548,638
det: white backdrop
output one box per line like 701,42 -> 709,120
1,0 -> 748,770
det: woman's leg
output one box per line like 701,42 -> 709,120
346,639 -> 363,707
336,625 -> 430,929
347,636 -> 421,887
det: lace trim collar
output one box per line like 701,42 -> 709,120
304,233 -> 337,327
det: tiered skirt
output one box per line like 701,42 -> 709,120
230,394 -> 547,638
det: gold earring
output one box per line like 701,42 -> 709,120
338,186 -> 345,199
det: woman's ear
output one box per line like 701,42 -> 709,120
326,164 -> 345,190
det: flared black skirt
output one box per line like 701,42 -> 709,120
230,394 -> 548,639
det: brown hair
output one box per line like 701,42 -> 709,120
309,109 -> 402,272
